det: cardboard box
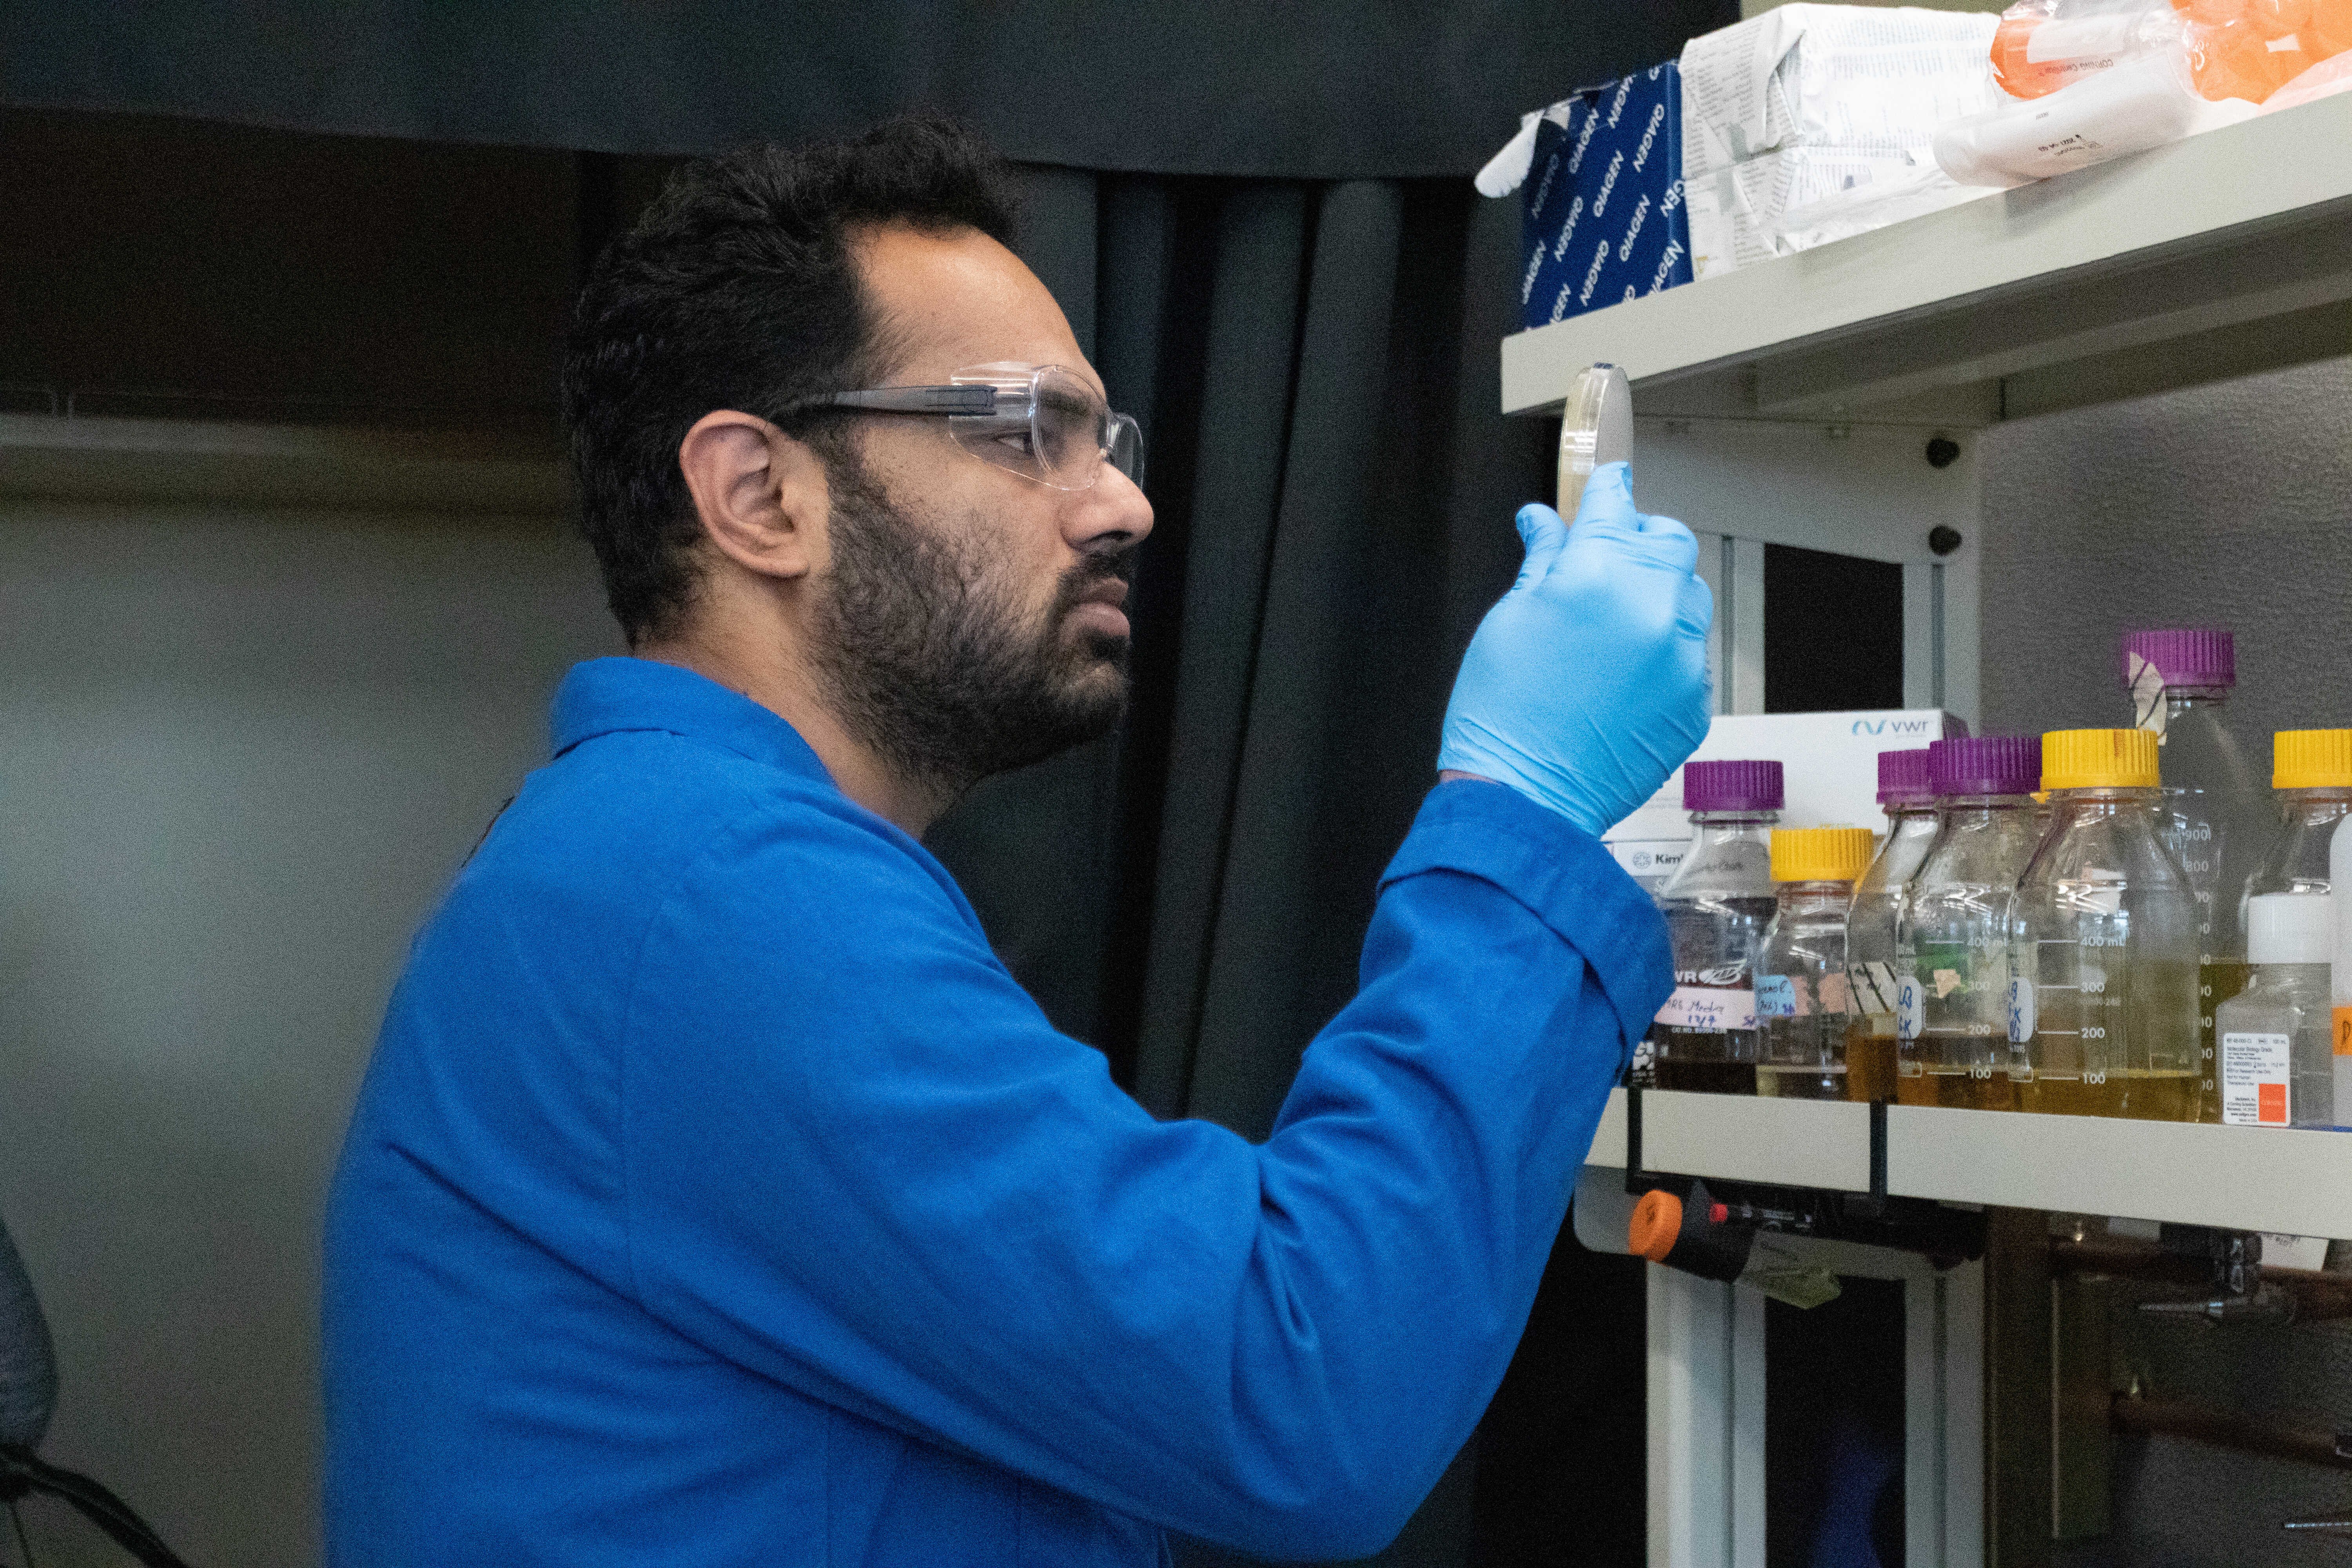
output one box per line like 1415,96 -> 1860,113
1514,62 -> 1693,329
1606,709 -> 1969,890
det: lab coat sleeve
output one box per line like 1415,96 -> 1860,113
618,777 -> 1668,1560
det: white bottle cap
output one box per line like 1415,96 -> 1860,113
2247,892 -> 2334,967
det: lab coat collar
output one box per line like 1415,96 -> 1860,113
550,657 -> 831,782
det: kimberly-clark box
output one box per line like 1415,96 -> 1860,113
1484,62 -> 1691,330
1604,709 -> 1969,890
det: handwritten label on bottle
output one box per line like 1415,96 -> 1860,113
1654,985 -> 1758,1033
2006,976 -> 2036,1044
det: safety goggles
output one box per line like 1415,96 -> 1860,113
801,362 -> 1144,492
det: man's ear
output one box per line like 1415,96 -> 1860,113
677,410 -> 832,582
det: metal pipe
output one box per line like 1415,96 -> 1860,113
2111,1395 -> 2352,1470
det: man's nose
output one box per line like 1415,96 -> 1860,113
1067,461 -> 1154,553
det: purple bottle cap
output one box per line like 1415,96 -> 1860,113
1877,748 -> 1935,806
1684,758 -> 1784,813
2120,628 -> 2234,690
1929,735 -> 2041,798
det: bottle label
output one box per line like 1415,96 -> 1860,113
1895,975 -> 1924,1042
2006,976 -> 2036,1045
1849,959 -> 1901,1017
2219,1031 -> 2290,1127
1756,974 -> 1798,1019
2126,653 -> 2167,734
1654,985 -> 1758,1033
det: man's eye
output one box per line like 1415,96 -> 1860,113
994,431 -> 1036,457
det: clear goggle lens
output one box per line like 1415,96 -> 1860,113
948,363 -> 1145,492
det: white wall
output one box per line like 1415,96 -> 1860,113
0,485 -> 616,1565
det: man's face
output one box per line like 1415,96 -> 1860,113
803,224 -> 1155,798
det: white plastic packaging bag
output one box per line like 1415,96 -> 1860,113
1933,45 -> 2258,185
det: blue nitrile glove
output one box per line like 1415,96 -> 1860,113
1438,462 -> 1713,837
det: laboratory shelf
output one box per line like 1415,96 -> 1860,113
1584,1087 -> 2352,1238
1501,92 -> 2352,428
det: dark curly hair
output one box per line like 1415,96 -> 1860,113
561,115 -> 1018,644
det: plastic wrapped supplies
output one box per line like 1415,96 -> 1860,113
1477,65 -> 1694,329
1677,5 -> 2003,278
1931,0 -> 2321,187
1679,5 -> 2005,179
1934,46 -> 2255,185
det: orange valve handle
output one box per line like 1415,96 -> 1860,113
1630,1189 -> 1684,1262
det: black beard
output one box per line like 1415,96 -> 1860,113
805,453 -> 1133,802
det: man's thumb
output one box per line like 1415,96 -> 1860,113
1512,503 -> 1570,589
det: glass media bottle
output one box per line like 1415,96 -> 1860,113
2123,629 -> 2264,1118
1756,827 -> 1877,1100
1846,749 -> 1939,1071
1896,736 -> 2043,1111
1650,759 -> 1783,1095
2244,730 -> 2352,904
2009,728 -> 2202,1121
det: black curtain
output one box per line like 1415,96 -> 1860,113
926,160 -> 1654,1566
4,2 -> 1735,180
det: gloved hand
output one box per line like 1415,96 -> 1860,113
1438,462 -> 1713,837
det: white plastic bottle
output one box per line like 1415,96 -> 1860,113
2330,810 -> 2352,1121
2214,895 -> 2336,1129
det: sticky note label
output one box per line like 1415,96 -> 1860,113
2336,1006 -> 2352,1056
2220,1031 -> 2290,1126
1756,975 -> 1798,1019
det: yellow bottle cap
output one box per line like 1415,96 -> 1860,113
2042,728 -> 2159,790
1770,826 -> 1874,883
2274,729 -> 2352,789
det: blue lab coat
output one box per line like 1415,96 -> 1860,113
323,656 -> 1667,1565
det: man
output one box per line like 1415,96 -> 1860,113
325,116 -> 1710,1565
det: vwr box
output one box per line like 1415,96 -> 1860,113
1604,709 -> 1968,890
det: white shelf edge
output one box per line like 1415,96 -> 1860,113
1501,91 -> 2352,421
1583,1086 -> 1875,1193
1887,1103 -> 2352,1238
1582,1089 -> 2352,1238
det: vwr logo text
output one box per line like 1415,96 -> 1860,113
1850,717 -> 1941,736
